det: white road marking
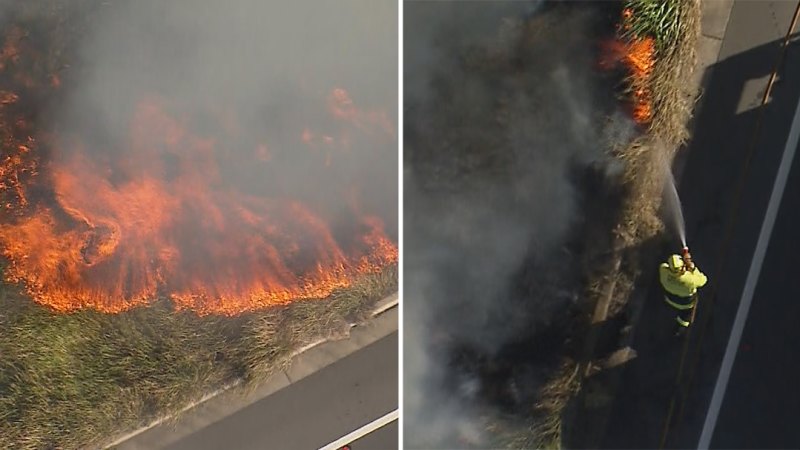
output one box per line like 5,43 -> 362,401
318,408 -> 398,450
106,295 -> 397,449
697,86 -> 800,449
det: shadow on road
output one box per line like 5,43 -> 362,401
564,25 -> 800,449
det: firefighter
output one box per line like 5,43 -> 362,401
659,248 -> 707,330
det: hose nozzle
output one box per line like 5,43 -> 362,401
681,246 -> 694,270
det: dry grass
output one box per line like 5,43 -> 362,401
593,0 -> 699,326
520,1 -> 701,448
615,0 -> 699,246
0,265 -> 396,450
488,2 -> 700,447
507,363 -> 581,450
241,268 -> 398,382
1,3 -> 398,448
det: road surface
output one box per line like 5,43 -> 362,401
589,1 -> 800,448
704,108 -> 800,448
349,420 -> 399,449
164,332 -> 398,450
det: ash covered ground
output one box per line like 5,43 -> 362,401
403,2 -> 634,447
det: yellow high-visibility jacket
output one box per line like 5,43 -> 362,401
659,262 -> 708,298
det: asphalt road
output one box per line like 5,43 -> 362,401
706,111 -> 800,449
164,332 -> 398,450
593,1 -> 800,448
670,2 -> 800,448
349,420 -> 398,450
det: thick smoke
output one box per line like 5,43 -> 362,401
404,2 -> 631,447
0,0 -> 396,313
57,0 -> 397,230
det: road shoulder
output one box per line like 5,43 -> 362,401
110,294 -> 398,450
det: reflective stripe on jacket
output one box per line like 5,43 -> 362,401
659,262 -> 708,297
664,293 -> 696,310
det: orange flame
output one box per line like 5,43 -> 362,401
0,28 -> 396,316
624,36 -> 655,123
329,88 -> 395,137
598,8 -> 656,124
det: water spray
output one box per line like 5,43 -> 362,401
662,164 -> 692,268
664,167 -> 687,248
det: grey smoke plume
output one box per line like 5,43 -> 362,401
0,0 -> 397,311
0,0 -> 397,231
404,2 -> 632,447
58,0 -> 397,229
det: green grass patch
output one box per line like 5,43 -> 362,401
0,265 -> 396,449
623,0 -> 699,146
622,0 -> 684,55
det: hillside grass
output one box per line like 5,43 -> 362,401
0,264 -> 397,450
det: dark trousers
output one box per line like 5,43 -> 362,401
663,292 -> 696,327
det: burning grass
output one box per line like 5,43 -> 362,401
0,2 -> 397,316
505,1 -> 700,448
612,0 -> 698,258
548,0 -> 700,448
0,2 -> 397,448
404,4 -> 631,448
0,87 -> 397,315
0,264 -> 396,449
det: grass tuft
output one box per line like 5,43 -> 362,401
508,363 -> 581,450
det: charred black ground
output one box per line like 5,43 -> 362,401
404,1 -> 634,447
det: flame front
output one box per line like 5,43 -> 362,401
0,28 -> 396,316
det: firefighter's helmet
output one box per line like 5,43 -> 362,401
668,254 -> 684,271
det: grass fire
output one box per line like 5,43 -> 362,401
0,1 -> 397,447
403,0 -> 697,448
0,6 -> 396,316
598,8 -> 657,124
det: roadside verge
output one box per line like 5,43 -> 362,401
107,293 -> 398,450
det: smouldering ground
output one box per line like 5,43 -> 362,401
403,2 -> 626,448
403,0 -> 699,448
